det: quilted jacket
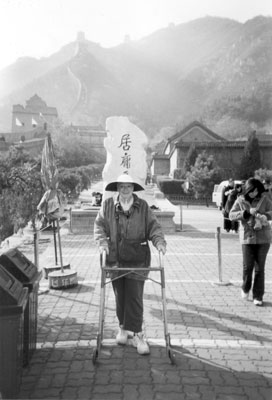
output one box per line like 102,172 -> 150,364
229,193 -> 272,244
94,194 -> 166,279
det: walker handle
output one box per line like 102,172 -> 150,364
159,250 -> 164,268
102,249 -> 107,268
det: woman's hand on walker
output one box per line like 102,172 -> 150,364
99,245 -> 109,255
157,243 -> 166,255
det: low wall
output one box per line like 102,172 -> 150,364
70,208 -> 176,234
166,194 -> 213,207
153,210 -> 176,233
70,208 -> 99,234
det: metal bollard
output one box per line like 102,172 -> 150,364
216,227 -> 222,282
33,230 -> 39,269
179,204 -> 183,231
213,227 -> 231,286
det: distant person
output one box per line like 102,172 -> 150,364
224,183 -> 243,233
91,192 -> 103,207
94,192 -> 103,206
229,178 -> 272,306
94,174 -> 166,354
145,173 -> 151,185
263,178 -> 272,201
221,178 -> 235,232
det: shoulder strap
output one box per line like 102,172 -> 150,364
144,203 -> 148,241
256,195 -> 265,212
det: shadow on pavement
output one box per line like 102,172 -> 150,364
175,224 -> 240,240
145,295 -> 272,343
18,343 -> 272,400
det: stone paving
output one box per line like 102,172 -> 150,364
13,204 -> 272,400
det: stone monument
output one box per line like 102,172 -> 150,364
102,116 -> 148,197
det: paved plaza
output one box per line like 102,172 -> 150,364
12,201 -> 272,400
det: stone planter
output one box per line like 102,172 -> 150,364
70,208 -> 99,234
153,210 -> 176,233
70,208 -> 176,234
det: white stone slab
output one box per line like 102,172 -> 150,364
102,116 -> 148,197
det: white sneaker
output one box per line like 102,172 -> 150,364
131,333 -> 150,355
116,326 -> 128,345
241,290 -> 249,300
253,299 -> 263,306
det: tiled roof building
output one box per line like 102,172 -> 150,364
151,121 -> 272,178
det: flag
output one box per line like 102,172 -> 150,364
15,117 -> 23,127
38,133 -> 65,220
40,133 -> 58,190
32,117 -> 38,127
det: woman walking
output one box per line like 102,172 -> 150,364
229,178 -> 272,306
94,174 -> 166,354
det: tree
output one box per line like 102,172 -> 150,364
0,129 -> 107,241
240,131 -> 261,179
0,153 -> 43,240
186,151 -> 221,199
173,143 -> 198,179
58,164 -> 103,200
58,169 -> 82,199
212,116 -> 251,140
50,121 -> 105,168
254,168 -> 272,183
183,143 -> 198,175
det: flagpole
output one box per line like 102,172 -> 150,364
52,220 -> 58,265
56,219 -> 64,272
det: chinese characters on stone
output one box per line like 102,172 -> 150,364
119,134 -> 132,172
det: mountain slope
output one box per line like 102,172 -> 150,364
0,16 -> 271,139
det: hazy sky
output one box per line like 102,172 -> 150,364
0,0 -> 271,71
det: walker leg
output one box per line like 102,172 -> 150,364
160,267 -> 176,365
92,346 -> 98,364
93,267 -> 107,364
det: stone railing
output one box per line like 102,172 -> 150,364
69,207 -> 99,235
70,206 -> 176,234
166,194 -> 213,207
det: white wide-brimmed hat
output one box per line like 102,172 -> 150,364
105,174 -> 144,192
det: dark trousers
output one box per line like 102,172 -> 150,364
112,278 -> 145,333
242,243 -> 270,300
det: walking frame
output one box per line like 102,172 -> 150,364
92,250 -> 175,365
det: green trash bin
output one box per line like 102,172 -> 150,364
0,266 -> 28,399
0,248 -> 42,366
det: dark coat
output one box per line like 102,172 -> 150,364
94,194 -> 166,280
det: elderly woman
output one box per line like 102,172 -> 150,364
229,178 -> 272,306
94,174 -> 166,354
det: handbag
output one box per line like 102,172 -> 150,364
118,238 -> 150,264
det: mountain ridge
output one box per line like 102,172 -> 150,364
0,15 -> 271,140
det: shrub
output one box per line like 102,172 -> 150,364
240,131 -> 261,179
186,151 -> 222,199
0,160 -> 43,240
254,168 -> 272,183
173,169 -> 184,180
157,177 -> 186,195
